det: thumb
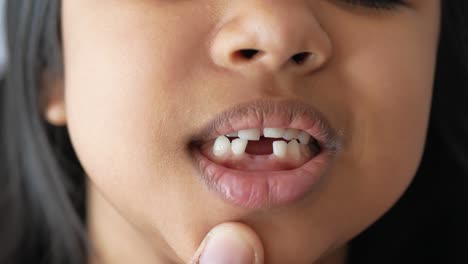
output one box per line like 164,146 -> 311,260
190,222 -> 264,264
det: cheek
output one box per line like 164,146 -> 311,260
61,0 -> 206,186
61,1 -> 211,249
298,7 -> 440,247
324,28 -> 437,243
350,37 -> 435,191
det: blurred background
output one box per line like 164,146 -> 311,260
0,0 -> 7,76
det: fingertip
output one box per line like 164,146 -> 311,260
191,222 -> 264,264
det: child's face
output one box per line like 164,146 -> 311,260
58,0 -> 440,263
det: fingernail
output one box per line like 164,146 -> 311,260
199,230 -> 255,264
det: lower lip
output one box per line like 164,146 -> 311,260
191,147 -> 334,209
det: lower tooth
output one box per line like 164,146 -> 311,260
287,140 -> 301,160
213,136 -> 231,157
231,138 -> 248,156
273,141 -> 287,158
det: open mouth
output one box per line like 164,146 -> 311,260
189,100 -> 341,209
199,128 -> 321,171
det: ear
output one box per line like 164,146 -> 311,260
41,72 -> 66,126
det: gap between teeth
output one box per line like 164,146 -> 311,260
212,128 -> 312,158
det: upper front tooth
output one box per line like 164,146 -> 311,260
298,131 -> 311,144
213,136 -> 231,157
263,128 -> 285,138
238,129 -> 261,141
231,138 -> 248,155
226,132 -> 238,137
283,128 -> 300,141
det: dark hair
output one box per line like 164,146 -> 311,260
1,1 -> 86,263
0,0 -> 466,264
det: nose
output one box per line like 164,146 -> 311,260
210,2 -> 332,76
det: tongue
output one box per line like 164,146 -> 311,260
245,138 -> 285,155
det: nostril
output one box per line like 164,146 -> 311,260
291,52 -> 312,65
232,49 -> 263,62
228,49 -> 316,69
239,49 -> 260,59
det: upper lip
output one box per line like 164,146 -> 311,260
190,99 -> 343,152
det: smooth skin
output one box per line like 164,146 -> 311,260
43,0 -> 440,263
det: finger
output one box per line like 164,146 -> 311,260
190,222 -> 264,264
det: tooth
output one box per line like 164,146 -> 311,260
226,132 -> 238,137
287,140 -> 301,160
273,141 -> 287,158
298,131 -> 311,144
263,128 -> 286,138
231,138 -> 248,155
238,129 -> 261,141
213,136 -> 231,157
283,128 -> 300,141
